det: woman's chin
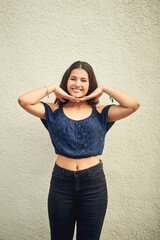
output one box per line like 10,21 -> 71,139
70,93 -> 84,98
68,90 -> 87,98
74,95 -> 86,99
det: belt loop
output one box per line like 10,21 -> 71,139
86,169 -> 90,176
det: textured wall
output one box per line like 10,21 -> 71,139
0,0 -> 160,239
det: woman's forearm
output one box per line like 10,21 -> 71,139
101,85 -> 140,109
18,85 -> 57,106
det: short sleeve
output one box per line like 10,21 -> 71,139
101,104 -> 116,132
40,101 -> 53,130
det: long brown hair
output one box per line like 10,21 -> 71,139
54,61 -> 99,107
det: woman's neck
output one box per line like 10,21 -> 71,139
64,101 -> 90,109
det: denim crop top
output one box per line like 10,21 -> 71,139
40,101 -> 116,159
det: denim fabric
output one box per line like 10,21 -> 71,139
48,159 -> 108,240
40,101 -> 116,159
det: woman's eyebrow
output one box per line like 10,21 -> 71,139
70,75 -> 88,79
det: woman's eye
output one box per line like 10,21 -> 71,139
70,78 -> 87,82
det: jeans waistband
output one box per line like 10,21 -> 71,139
53,159 -> 103,176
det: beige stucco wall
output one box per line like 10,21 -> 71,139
1,0 -> 160,239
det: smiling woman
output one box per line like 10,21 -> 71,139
18,60 -> 140,240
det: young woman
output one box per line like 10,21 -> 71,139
18,61 -> 140,240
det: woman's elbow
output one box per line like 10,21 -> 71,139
132,101 -> 141,112
18,97 -> 25,107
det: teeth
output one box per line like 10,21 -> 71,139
72,89 -> 82,92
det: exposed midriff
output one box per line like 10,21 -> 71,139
56,154 -> 100,171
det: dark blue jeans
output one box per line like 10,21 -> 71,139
48,159 -> 108,240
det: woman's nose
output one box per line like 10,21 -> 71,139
74,80 -> 81,86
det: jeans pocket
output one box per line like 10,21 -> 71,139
50,170 -> 61,187
88,167 -> 105,180
51,169 -> 61,179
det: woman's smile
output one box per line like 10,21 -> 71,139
72,88 -> 83,93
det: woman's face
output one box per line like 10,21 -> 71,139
67,68 -> 89,98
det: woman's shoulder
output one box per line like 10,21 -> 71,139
95,105 -> 108,114
44,102 -> 60,112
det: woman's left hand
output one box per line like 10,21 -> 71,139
78,86 -> 104,102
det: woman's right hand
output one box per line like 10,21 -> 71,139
54,86 -> 80,103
